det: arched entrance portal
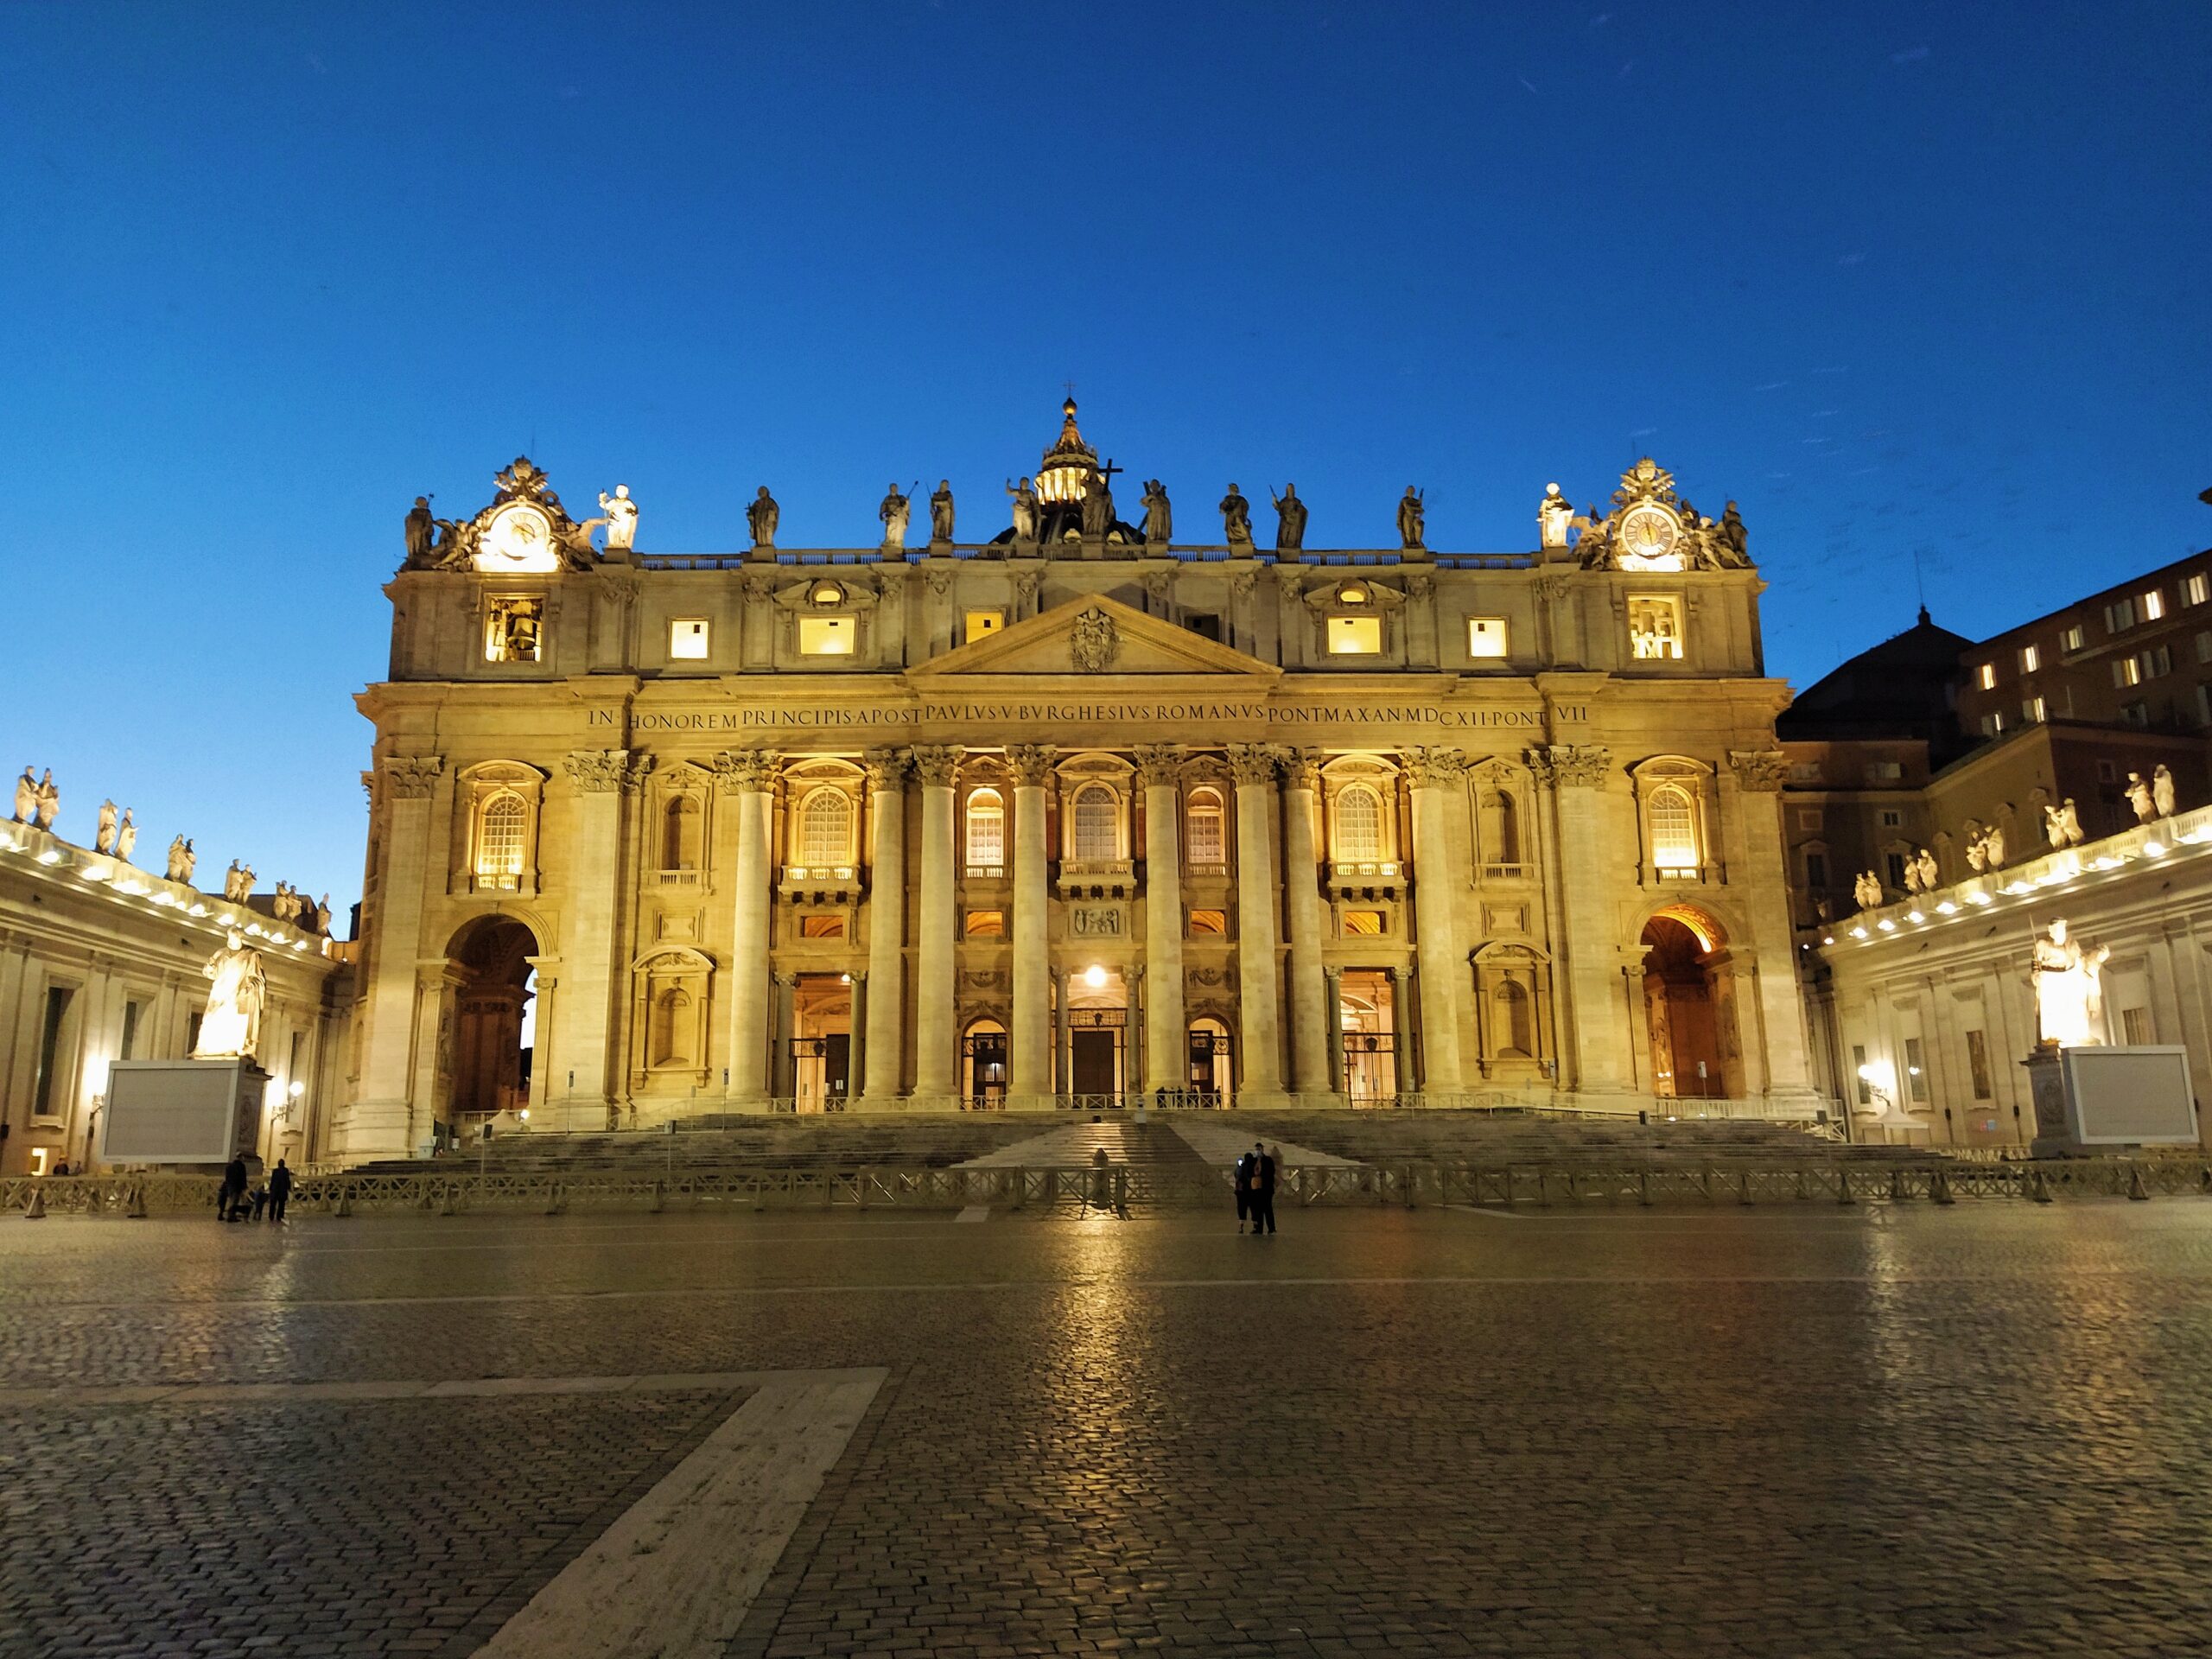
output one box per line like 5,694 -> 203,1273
446,917 -> 538,1131
1638,908 -> 1741,1099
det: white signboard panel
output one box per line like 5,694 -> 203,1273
2061,1046 -> 2198,1146
102,1060 -> 263,1164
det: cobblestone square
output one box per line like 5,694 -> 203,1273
4,1201 -> 2211,1656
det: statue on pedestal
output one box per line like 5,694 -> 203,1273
1853,870 -> 1881,909
1081,469 -> 1115,539
96,799 -> 118,855
880,483 -> 912,550
1004,477 -> 1039,544
1718,500 -> 1750,565
1903,858 -> 1923,894
598,486 -> 639,550
191,930 -> 267,1061
33,771 -> 57,830
2031,918 -> 2110,1049
930,480 -> 955,543
2044,804 -> 2069,849
1141,480 -> 1172,546
273,882 -> 302,923
1983,824 -> 2005,868
1538,484 -> 1573,550
2060,798 -> 2084,845
747,486 -> 779,548
1219,484 -> 1253,546
165,836 -> 194,883
1396,486 -> 1425,550
1915,847 -> 1938,891
2126,771 -> 2155,823
115,810 -> 137,863
2154,764 -> 2177,818
11,766 -> 33,824
314,893 -> 332,934
404,496 -> 435,567
1271,484 -> 1307,551
1966,836 -> 1987,873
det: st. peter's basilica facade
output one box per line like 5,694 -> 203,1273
339,404 -> 1820,1160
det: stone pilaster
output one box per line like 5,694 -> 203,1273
352,754 -> 442,1158
859,748 -> 908,1107
912,746 -> 960,1102
1529,743 -> 1627,1094
1229,744 -> 1287,1104
1007,745 -> 1055,1104
556,748 -> 652,1122
1726,748 -> 1821,1104
1405,747 -> 1466,1096
717,748 -> 779,1106
1135,745 -> 1185,1094
1279,749 -> 1332,1096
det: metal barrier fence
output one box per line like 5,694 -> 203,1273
7,1157 -> 2211,1217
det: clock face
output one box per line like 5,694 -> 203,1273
475,503 -> 559,573
1615,504 -> 1684,570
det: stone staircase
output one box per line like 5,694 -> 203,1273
355,1114 -> 1060,1177
957,1118 -> 1215,1170
1225,1111 -> 1929,1168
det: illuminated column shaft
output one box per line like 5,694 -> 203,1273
1137,748 -> 1185,1095
555,748 -> 649,1119
353,754 -> 444,1157
1406,749 -> 1465,1096
912,747 -> 960,1102
1009,746 -> 1055,1103
1539,743 -> 1630,1094
1230,745 -> 1286,1103
860,751 -> 909,1105
721,751 -> 778,1104
1279,751 -> 1332,1096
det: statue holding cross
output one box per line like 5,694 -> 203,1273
1082,458 -> 1122,538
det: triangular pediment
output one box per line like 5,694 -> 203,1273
908,594 -> 1280,681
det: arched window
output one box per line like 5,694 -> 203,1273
798,789 -> 853,867
661,796 -> 701,870
1185,788 -> 1226,867
475,794 -> 527,885
1072,785 -> 1118,860
1493,979 -> 1534,1057
1648,785 -> 1700,871
965,788 -> 1004,873
1334,785 -> 1384,862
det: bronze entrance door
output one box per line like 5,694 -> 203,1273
1071,1030 -> 1119,1098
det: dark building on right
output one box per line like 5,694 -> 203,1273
1781,510 -> 2212,1147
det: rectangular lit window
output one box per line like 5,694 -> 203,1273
1340,909 -> 1385,936
670,619 -> 709,659
1976,663 -> 1997,690
2114,657 -> 2143,688
2018,645 -> 2040,673
2023,696 -> 2044,723
798,617 -> 855,656
1965,1029 -> 1993,1099
1904,1037 -> 1929,1103
1852,1045 -> 1872,1107
2106,599 -> 2136,634
2062,624 -> 2086,652
1327,615 -> 1382,655
1466,617 -> 1508,658
1626,596 -> 1684,660
1980,711 -> 2005,736
2143,589 -> 2166,621
2122,1007 -> 2153,1045
964,909 -> 1005,938
484,598 -> 543,664
1188,908 -> 1229,936
2188,574 -> 2209,607
964,609 -> 1005,643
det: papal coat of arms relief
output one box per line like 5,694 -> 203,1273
1070,607 -> 1120,673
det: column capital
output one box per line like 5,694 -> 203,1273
1226,743 -> 1280,786
1401,746 -> 1466,789
564,748 -> 653,794
848,969 -> 868,986
1323,963 -> 1344,982
772,969 -> 800,988
1280,747 -> 1323,791
1727,748 -> 1789,791
379,754 -> 445,799
1526,743 -> 1613,790
713,748 -> 782,793
1132,744 -> 1185,788
1007,744 -> 1057,787
912,745 -> 963,789
861,748 -> 911,792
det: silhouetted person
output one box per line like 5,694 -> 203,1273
221,1156 -> 248,1222
268,1159 -> 293,1223
1247,1141 -> 1277,1236
1234,1147 -> 1256,1232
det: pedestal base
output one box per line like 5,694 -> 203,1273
2026,1044 -> 2200,1157
103,1059 -> 270,1167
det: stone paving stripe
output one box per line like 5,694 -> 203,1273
955,1205 -> 990,1222
0,1367 -> 877,1408
1446,1202 -> 1535,1220
469,1370 -> 884,1659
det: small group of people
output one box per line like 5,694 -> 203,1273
216,1155 -> 292,1224
1233,1141 -> 1283,1235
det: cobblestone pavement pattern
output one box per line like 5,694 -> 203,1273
4,1202 -> 2212,1656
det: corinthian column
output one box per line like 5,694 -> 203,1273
911,746 -> 961,1103
859,748 -> 909,1108
717,749 -> 779,1105
1228,744 -> 1287,1104
1135,745 -> 1185,1095
1531,742 -> 1626,1094
555,747 -> 652,1123
353,754 -> 443,1159
1405,747 -> 1466,1096
1279,749 -> 1331,1096
1007,744 -> 1057,1104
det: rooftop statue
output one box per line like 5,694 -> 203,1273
1396,486 -> 1425,550
192,929 -> 268,1061
1141,480 -> 1172,546
1005,476 -> 1039,544
96,799 -> 118,855
2044,803 -> 2069,849
1219,485 -> 1253,546
880,483 -> 912,550
2031,918 -> 2109,1049
930,480 -> 955,543
1538,483 -> 1572,550
116,810 -> 137,864
33,770 -> 56,830
1719,500 -> 1750,564
2125,771 -> 2154,823
2154,764 -> 2177,819
1081,468 -> 1116,540
11,766 -> 33,824
166,835 -> 195,883
598,485 -> 639,551
2060,798 -> 2084,845
747,486 -> 779,548
1915,847 -> 1937,890
404,495 -> 435,567
1271,484 -> 1307,551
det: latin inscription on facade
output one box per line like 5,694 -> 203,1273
602,701 -> 1592,732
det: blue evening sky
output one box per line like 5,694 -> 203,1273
4,2 -> 2208,918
